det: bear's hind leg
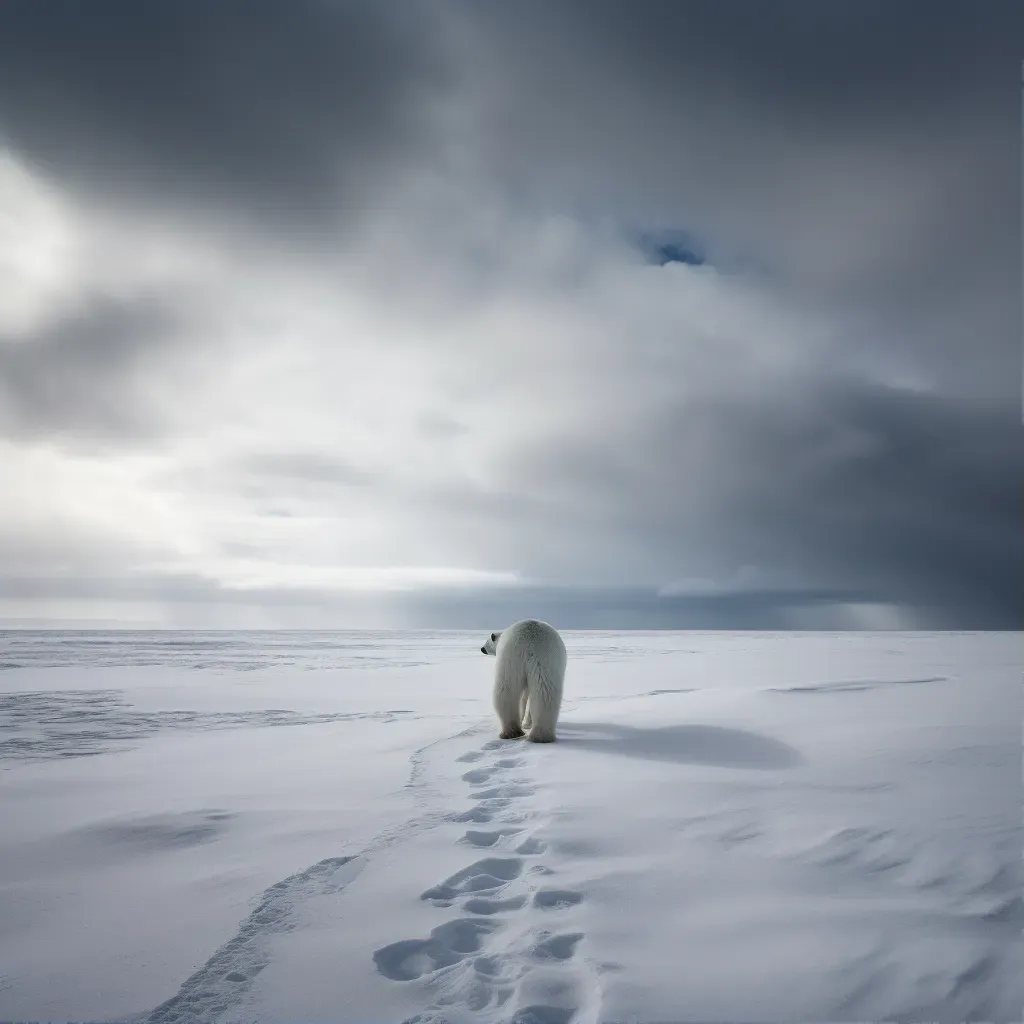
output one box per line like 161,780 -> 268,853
524,668 -> 559,743
520,690 -> 532,730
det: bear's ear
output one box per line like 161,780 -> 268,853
491,632 -> 497,642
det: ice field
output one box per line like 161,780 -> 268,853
0,630 -> 1020,1023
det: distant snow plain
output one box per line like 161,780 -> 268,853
0,630 -> 1019,1024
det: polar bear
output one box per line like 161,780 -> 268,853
480,619 -> 566,743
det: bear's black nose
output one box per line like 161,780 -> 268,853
480,646 -> 487,654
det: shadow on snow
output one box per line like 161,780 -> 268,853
556,721 -> 803,770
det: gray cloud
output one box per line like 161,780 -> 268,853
458,0 -> 1021,397
240,452 -> 377,489
393,378 -> 1020,628
0,294 -> 187,443
0,0 -> 456,233
646,382 -> 1022,628
0,569 -> 876,630
391,585 -> 894,632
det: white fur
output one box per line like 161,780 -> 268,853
479,619 -> 566,743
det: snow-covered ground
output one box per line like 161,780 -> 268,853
0,630 -> 1020,1024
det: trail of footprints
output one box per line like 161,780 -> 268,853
146,854 -> 363,1023
374,740 -> 590,1024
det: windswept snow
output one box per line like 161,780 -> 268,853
0,630 -> 1020,1023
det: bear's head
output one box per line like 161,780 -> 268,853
480,631 -> 502,655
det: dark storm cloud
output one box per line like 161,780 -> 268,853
392,584 -> 877,631
462,0 -> 1021,394
492,379 -> 1022,628
0,294 -> 186,443
0,0 -> 455,230
503,0 -> 1016,126
0,568 -> 870,630
688,384 -> 1022,628
416,0 -> 1021,627
464,0 -> 1020,199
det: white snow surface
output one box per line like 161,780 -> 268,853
0,630 -> 1020,1024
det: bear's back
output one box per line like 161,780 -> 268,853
497,619 -> 566,667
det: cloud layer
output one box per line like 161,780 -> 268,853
0,1 -> 1019,628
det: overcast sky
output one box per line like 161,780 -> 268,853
0,0 -> 1020,629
